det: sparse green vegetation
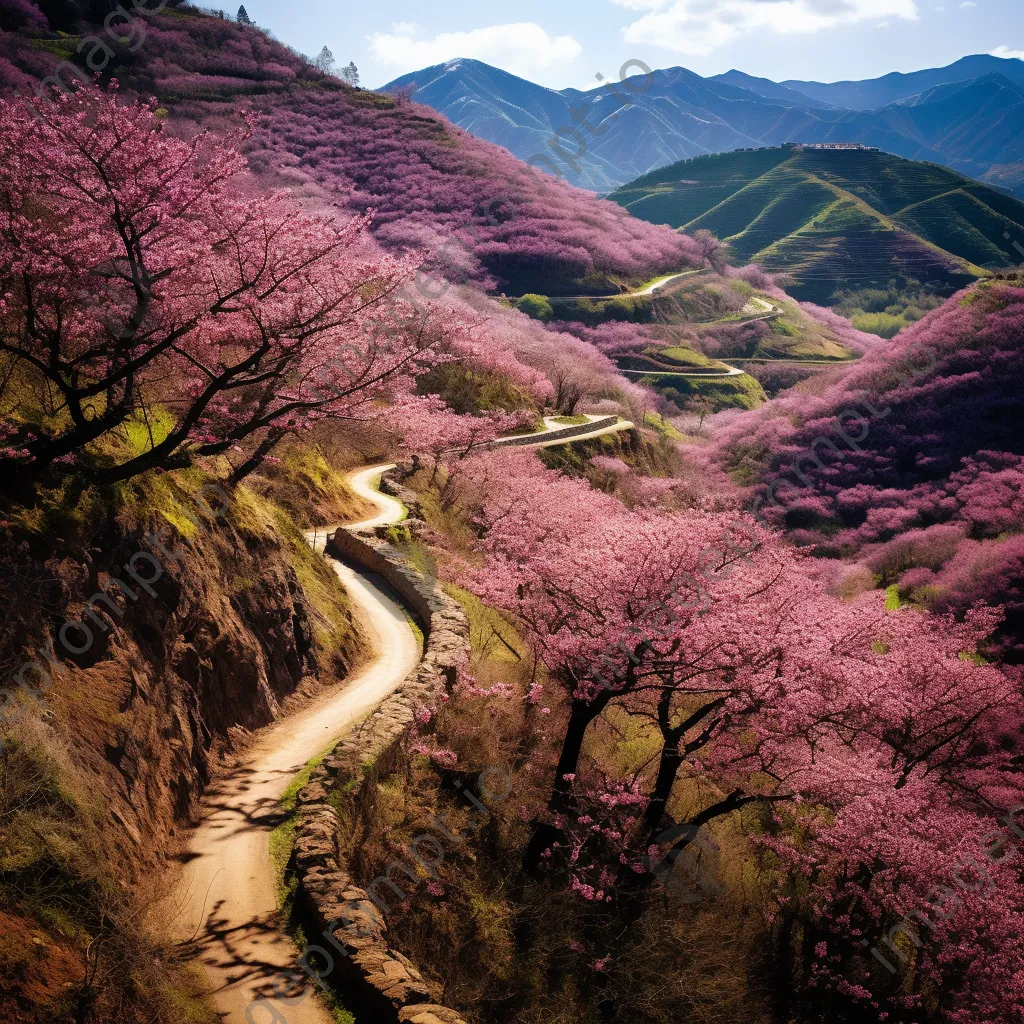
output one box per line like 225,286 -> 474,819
416,362 -> 542,417
251,442 -> 372,528
445,583 -> 526,665
642,411 -> 684,441
652,346 -> 727,369
849,311 -> 906,338
656,372 -> 768,411
516,293 -> 554,321
552,294 -> 654,324
270,747 -> 334,904
402,606 -> 426,649
231,484 -> 361,667
835,282 -> 946,337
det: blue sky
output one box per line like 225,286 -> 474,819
242,0 -> 1024,90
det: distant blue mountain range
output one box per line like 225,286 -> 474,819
382,55 -> 1024,196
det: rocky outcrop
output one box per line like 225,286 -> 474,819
291,481 -> 471,1024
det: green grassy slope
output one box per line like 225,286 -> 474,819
612,147 -> 1024,302
649,275 -> 854,359
617,148 -> 793,228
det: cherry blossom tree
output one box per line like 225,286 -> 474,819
760,602 -> 1024,1024
393,394 -> 532,483
458,450 -> 1024,972
458,453 -> 807,873
509,330 -> 621,415
691,228 -> 730,273
0,87 -> 464,490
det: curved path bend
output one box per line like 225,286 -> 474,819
530,416 -> 635,448
505,267 -> 707,304
631,269 -> 705,297
617,297 -> 790,379
620,364 -> 745,379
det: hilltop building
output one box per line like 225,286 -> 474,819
784,142 -> 881,151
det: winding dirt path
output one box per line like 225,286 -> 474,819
170,430 -> 622,1020
619,364 -> 745,379
169,466 -> 418,1024
631,268 -> 705,297
618,296 -> 786,379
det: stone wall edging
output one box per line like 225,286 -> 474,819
486,414 -> 618,449
377,467 -> 423,520
291,489 -> 471,1024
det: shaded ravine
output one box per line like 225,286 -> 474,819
169,464 -> 419,1024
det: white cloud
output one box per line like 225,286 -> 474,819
369,23 -> 583,79
991,45 -> 1024,58
391,22 -> 418,35
934,5 -> 945,10
958,2 -> 976,7
617,0 -> 919,56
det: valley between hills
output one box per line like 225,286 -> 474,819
1,5 -> 1023,1024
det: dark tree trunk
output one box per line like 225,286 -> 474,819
633,695 -> 725,854
770,910 -> 798,1021
522,691 -> 611,873
615,789 -> 764,925
637,743 -> 684,838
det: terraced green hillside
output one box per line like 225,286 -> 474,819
612,147 -> 1024,302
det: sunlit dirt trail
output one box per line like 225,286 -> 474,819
169,465 -> 418,1024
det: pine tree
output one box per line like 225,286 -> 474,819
315,46 -> 334,74
236,5 -> 251,24
346,61 -> 360,88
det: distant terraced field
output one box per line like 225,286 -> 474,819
612,147 -> 1024,303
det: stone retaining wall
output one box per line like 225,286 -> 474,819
377,466 -> 424,522
487,414 -> 618,448
291,485 -> 471,1024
